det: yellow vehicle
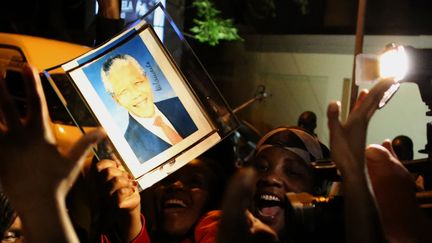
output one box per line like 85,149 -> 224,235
0,33 -> 98,156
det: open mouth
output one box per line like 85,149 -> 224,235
163,198 -> 187,209
256,193 -> 284,219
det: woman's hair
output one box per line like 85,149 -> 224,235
0,192 -> 16,237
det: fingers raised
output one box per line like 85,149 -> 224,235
107,175 -> 135,195
352,89 -> 369,112
117,190 -> 140,209
67,128 -> 106,162
356,79 -> 395,120
22,65 -> 44,132
327,101 -> 342,140
96,159 -> 120,172
0,67 -> 21,131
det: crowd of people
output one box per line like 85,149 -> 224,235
1,3 -> 432,241
1,62 -> 432,243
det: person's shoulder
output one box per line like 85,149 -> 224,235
201,210 -> 222,221
196,210 -> 221,230
155,97 -> 184,112
194,210 -> 221,243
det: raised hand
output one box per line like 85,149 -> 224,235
327,79 -> 395,174
95,159 -> 142,241
326,79 -> 395,243
0,64 -> 105,242
366,141 -> 432,243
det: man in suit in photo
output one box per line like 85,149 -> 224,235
101,54 -> 197,162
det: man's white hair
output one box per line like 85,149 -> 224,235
100,54 -> 146,95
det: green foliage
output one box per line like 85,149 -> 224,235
190,0 -> 242,46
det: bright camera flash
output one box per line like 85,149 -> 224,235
378,45 -> 408,81
356,45 -> 409,85
355,44 -> 408,108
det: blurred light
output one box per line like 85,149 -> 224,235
356,44 -> 409,85
58,126 -> 65,134
378,82 -> 400,108
355,43 -> 409,108
379,45 -> 408,81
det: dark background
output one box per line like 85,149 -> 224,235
1,0 -> 432,47
214,0 -> 432,35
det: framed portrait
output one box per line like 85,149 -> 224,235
60,21 -> 220,189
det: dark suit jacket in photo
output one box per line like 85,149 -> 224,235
124,97 -> 198,163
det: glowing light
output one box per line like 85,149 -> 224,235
58,126 -> 65,134
379,45 -> 409,81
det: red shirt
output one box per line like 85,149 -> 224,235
181,210 -> 221,243
100,210 -> 221,243
100,214 -> 150,243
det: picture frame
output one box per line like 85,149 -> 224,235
58,21 -> 221,189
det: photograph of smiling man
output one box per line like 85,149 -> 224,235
80,34 -> 198,163
60,19 -> 222,189
100,54 -> 197,162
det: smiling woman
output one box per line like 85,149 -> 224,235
150,156 -> 224,243
250,126 -> 327,242
252,146 -> 315,235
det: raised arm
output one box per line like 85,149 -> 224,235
0,64 -> 105,242
94,159 -> 145,242
327,79 -> 395,243
366,141 -> 432,243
